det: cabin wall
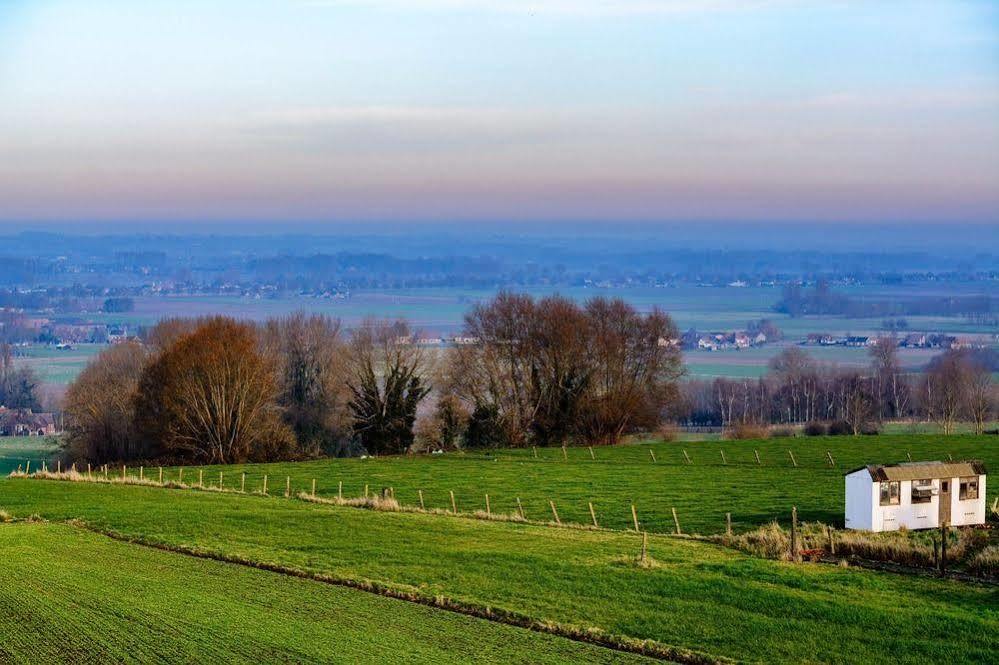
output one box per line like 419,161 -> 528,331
844,472 -> 874,531
950,475 -> 986,527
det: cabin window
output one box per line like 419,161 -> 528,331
910,480 -> 932,504
959,477 -> 979,500
941,480 -> 949,493
879,481 -> 900,506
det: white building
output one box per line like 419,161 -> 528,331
844,460 -> 986,532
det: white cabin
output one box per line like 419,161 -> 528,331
844,460 -> 986,532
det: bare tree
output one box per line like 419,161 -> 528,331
263,313 -> 351,455
923,350 -> 969,435
136,317 -> 293,463
964,355 -> 996,435
579,298 -> 682,444
63,341 -> 149,463
869,336 -> 909,420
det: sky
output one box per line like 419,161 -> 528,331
0,0 -> 997,225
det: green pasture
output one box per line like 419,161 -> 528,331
147,435 -> 998,536
2,481 -> 995,664
0,436 -> 59,476
0,521 -> 643,664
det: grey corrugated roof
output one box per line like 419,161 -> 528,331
847,460 -> 986,481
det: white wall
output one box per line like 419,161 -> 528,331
950,475 -> 986,527
844,471 -> 873,531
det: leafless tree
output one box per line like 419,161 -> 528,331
263,313 -> 352,455
136,317 -> 293,463
63,341 -> 150,463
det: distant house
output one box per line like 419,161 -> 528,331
845,461 -> 987,532
0,408 -> 58,437
901,333 -> 927,348
844,336 -> 872,347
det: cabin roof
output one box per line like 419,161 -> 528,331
846,460 -> 986,481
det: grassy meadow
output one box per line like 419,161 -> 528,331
0,521 -> 647,664
137,434 -> 999,536
0,436 -> 59,476
1,479 -> 996,664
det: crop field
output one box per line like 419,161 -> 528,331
79,283 -> 999,336
1,480 -> 996,664
11,343 -> 103,385
0,521 -> 645,664
130,435 -> 999,536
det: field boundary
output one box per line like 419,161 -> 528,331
43,516 -> 727,665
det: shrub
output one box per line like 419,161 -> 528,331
827,421 -> 852,436
725,422 -> 769,440
657,423 -> 679,442
967,546 -> 999,577
770,427 -> 795,438
803,422 -> 827,436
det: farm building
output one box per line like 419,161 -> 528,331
844,461 -> 986,531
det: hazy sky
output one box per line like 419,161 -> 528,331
1,1 -> 997,224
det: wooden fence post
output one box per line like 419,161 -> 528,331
198,469 -> 203,488
826,524 -> 836,555
364,483 -> 369,498
532,446 -> 538,459
826,451 -> 836,467
791,506 -> 800,563
179,467 -> 183,484
219,471 -> 223,489
562,445 -> 568,461
640,531 -> 648,564
418,489 -> 425,510
123,465 -> 127,479
549,500 -> 561,525
311,478 -> 317,497
516,497 -> 525,520
285,476 -> 291,498
485,494 -> 491,516
720,449 -> 727,465
939,521 -> 948,576
338,481 -> 343,499
726,512 -> 732,539
754,449 -> 761,465
25,460 -> 30,474
649,449 -> 657,463
450,490 -> 457,514
87,463 -> 91,478
788,450 -> 797,467
158,467 -> 163,484
263,474 -> 268,495
241,473 -> 246,493
589,502 -> 598,527
631,504 -> 640,532
682,449 -> 692,464
588,446 -> 595,460
671,507 -> 681,535
139,466 -> 144,481
57,460 -> 62,473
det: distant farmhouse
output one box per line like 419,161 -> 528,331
845,460 -> 987,532
0,407 -> 58,437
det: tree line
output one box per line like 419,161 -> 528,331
63,294 -> 683,465
683,341 -> 997,435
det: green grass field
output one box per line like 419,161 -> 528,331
0,436 -> 59,476
2,480 -> 996,664
0,521 -> 647,664
140,434 -> 999,536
